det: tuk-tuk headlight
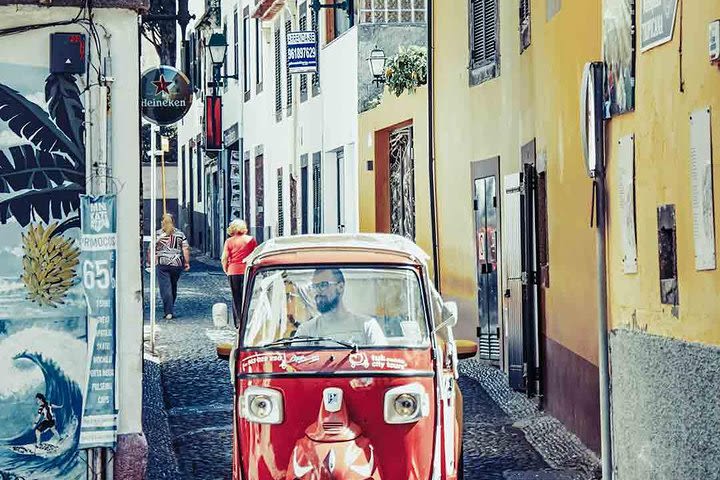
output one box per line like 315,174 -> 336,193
242,387 -> 283,424
394,394 -> 418,417
384,383 -> 430,424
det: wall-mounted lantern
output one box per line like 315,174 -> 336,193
367,47 -> 386,87
206,32 -> 238,94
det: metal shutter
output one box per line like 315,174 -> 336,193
285,19 -> 293,110
519,0 -> 530,52
311,6 -> 320,93
290,172 -> 298,235
299,10 -> 308,99
470,0 -> 498,68
274,25 -> 282,117
277,168 -> 284,236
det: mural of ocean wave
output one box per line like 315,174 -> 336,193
0,327 -> 85,479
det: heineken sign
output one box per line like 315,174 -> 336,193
141,66 -> 193,125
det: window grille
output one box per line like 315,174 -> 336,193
359,0 -> 426,24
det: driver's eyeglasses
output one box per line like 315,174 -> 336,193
310,281 -> 341,292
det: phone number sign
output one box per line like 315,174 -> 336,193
79,195 -> 118,449
287,31 -> 318,74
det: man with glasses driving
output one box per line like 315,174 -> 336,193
294,268 -> 387,346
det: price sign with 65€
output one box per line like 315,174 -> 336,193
79,195 -> 118,449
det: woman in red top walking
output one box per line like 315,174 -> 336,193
221,219 -> 258,324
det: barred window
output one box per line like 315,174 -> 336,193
359,0 -> 426,24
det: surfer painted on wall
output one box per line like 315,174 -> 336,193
34,393 -> 64,447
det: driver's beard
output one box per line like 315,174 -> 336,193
316,295 -> 340,313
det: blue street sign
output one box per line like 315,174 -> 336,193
287,31 -> 318,74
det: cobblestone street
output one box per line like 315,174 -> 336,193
142,254 -> 598,480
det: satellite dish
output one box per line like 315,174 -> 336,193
580,62 -> 605,178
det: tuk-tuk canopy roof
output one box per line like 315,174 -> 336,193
245,233 -> 430,267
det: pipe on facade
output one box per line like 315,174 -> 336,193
426,0 -> 440,290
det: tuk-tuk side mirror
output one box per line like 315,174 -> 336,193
455,339 -> 479,360
433,301 -> 458,334
216,342 -> 232,360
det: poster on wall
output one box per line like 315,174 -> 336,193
689,107 -> 716,271
230,150 -> 243,221
618,134 -> 638,273
79,195 -> 117,449
603,0 -> 636,117
0,63 -> 88,478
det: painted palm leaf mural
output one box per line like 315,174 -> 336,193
0,73 -> 85,307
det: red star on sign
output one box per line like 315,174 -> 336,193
152,74 -> 172,95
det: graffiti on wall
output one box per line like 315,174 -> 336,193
0,62 -> 87,479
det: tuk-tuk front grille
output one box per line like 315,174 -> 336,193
322,422 -> 344,431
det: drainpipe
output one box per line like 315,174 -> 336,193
284,1 -> 300,236
582,61 -> 613,479
426,0 -> 440,290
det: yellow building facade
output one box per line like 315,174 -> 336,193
604,1 -> 720,478
432,0 -> 603,452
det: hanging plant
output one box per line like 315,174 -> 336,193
384,46 -> 428,97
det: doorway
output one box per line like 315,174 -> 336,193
301,156 -> 309,234
255,153 -> 265,242
471,158 -> 500,363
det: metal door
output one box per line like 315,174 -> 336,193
473,175 -> 500,362
503,173 -> 525,390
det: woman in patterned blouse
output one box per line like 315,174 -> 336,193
154,213 -> 191,319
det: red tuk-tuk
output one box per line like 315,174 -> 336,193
221,234 -> 478,480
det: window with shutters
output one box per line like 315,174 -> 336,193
311,6 -> 320,95
243,9 -> 251,98
312,152 -> 322,233
299,2 -> 309,102
277,168 -> 285,236
233,9 -> 240,85
519,0 -> 530,52
285,19 -> 293,114
468,0 -> 499,86
274,24 -> 282,121
255,18 -> 264,91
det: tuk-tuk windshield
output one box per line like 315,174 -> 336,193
242,267 -> 430,348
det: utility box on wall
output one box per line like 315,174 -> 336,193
50,33 -> 86,74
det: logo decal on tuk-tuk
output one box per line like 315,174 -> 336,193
323,387 -> 343,412
371,354 -> 408,370
281,354 -> 320,370
348,352 -> 369,369
241,352 -> 286,368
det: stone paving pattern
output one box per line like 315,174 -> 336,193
143,252 -> 599,480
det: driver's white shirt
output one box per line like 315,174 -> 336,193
295,313 -> 387,346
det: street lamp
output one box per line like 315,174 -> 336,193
367,47 -> 386,87
206,32 -> 238,94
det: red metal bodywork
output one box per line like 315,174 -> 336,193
231,246 -> 463,480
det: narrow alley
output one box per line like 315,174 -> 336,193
142,253 -> 599,480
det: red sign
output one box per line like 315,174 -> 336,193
205,96 -> 222,151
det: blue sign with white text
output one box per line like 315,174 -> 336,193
78,195 -> 118,449
287,31 -> 318,74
